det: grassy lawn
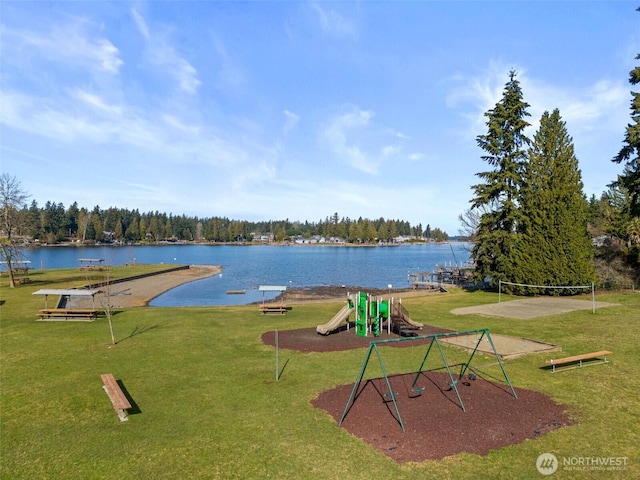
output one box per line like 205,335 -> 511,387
1,268 -> 639,479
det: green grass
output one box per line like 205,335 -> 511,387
1,269 -> 639,479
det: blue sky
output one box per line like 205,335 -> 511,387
1,1 -> 638,234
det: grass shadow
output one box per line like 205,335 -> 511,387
369,379 -> 403,430
538,357 -> 609,373
414,370 -> 465,410
465,367 -> 515,396
117,322 -> 166,344
117,380 -> 142,416
277,358 -> 290,380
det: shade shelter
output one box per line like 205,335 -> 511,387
32,289 -> 100,309
258,285 -> 287,314
259,285 -> 287,302
0,259 -> 31,268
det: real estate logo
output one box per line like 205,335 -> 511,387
536,453 -> 559,475
536,453 -> 630,475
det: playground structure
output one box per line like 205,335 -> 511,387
339,328 -> 517,432
316,292 -> 423,337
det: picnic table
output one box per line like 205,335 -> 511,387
38,309 -> 98,320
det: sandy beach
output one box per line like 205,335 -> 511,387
77,265 -> 222,308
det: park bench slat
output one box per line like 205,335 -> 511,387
101,374 -> 131,421
545,350 -> 612,373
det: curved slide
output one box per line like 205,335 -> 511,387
316,305 -> 352,335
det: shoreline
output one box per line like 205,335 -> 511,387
75,265 -> 222,308
72,266 -> 445,309
29,239 -> 459,249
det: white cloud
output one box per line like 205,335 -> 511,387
444,60 -> 632,202
446,62 -> 519,137
131,11 -> 201,95
547,80 -> 628,132
93,38 -> 123,74
131,8 -> 150,40
322,106 -> 378,174
311,2 -> 356,37
0,145 -> 60,168
175,60 -> 201,94
283,110 -> 300,133
162,114 -> 201,136
0,90 -> 109,143
1,22 -> 123,76
447,61 -> 629,141
72,89 -> 123,116
321,106 -> 413,175
146,41 -> 201,95
381,145 -> 401,158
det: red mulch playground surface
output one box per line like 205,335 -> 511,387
261,326 -> 575,463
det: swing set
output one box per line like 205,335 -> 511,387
338,328 -> 517,432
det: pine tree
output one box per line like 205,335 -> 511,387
516,109 -> 595,292
471,70 -> 531,285
611,7 -> 640,218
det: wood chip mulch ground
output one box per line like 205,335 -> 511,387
262,326 -> 575,463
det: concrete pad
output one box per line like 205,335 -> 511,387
451,297 -> 619,320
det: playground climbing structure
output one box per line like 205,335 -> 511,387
315,292 -> 423,336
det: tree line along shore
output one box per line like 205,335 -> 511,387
11,205 -> 450,245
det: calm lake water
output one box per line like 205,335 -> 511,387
18,243 -> 472,306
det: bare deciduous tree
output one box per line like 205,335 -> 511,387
457,201 -> 498,241
0,174 -> 30,287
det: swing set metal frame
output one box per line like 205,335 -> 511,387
338,328 -> 517,432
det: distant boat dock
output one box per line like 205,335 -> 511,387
409,265 -> 474,289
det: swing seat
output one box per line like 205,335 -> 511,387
383,391 -> 398,400
409,386 -> 425,398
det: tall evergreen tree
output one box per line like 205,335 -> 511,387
516,109 -> 595,292
470,70 -> 531,285
611,7 -> 640,218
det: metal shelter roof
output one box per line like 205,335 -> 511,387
258,285 -> 287,291
32,289 -> 100,297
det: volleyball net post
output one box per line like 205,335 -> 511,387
498,280 -> 595,313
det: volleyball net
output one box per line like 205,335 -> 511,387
498,280 -> 595,314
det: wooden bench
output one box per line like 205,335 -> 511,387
545,350 -> 612,373
101,374 -> 132,422
260,304 -> 288,315
38,309 -> 98,320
